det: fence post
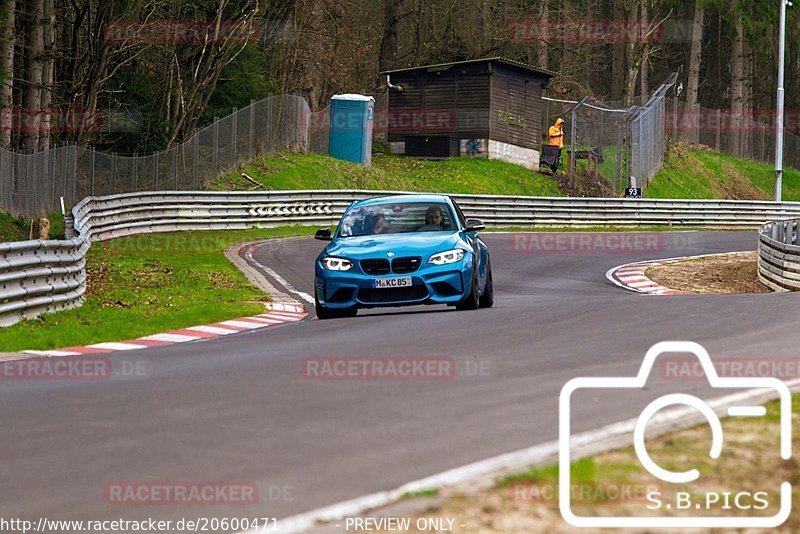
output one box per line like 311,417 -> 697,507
570,105 -> 576,187
249,99 -> 255,160
71,146 -> 77,204
232,107 -> 238,163
715,110 -> 721,151
64,212 -> 75,239
267,99 -> 273,152
111,153 -> 116,193
90,149 -> 95,196
193,135 -> 200,189
616,122 -> 623,195
133,153 -> 138,190
50,150 -> 57,210
153,152 -> 158,189
174,149 -> 179,189
213,117 -> 219,172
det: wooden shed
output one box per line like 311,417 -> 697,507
381,57 -> 557,169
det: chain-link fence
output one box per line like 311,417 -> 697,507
567,74 -> 676,196
2,95 -> 310,218
568,97 -> 631,195
16,75 -> 800,218
665,99 -> 800,171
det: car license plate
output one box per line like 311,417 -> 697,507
373,277 -> 412,289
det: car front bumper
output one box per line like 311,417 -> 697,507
315,259 -> 473,309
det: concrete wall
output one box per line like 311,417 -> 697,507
487,139 -> 540,170
392,137 -> 540,170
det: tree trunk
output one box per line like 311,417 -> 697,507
729,18 -> 745,156
623,0 -> 641,106
38,0 -> 53,151
379,0 -> 402,72
742,42 -> 753,156
21,0 -> 44,153
537,0 -> 548,70
639,0 -> 649,99
0,0 -> 15,148
611,0 -> 626,99
685,1 -> 704,106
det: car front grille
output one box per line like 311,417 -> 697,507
391,257 -> 421,274
361,259 -> 390,275
357,285 -> 429,303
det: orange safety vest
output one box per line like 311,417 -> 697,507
548,125 -> 564,149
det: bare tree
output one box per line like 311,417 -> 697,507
537,0 -> 548,69
21,0 -> 44,152
0,0 -> 15,148
639,0 -> 648,97
729,17 -> 744,155
685,0 -> 704,106
379,0 -> 403,72
38,0 -> 53,150
161,0 -> 261,147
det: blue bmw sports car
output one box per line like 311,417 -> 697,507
313,194 -> 493,319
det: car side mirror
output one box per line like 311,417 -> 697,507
315,227 -> 333,241
464,219 -> 485,232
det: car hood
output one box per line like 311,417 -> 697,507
323,231 -> 464,261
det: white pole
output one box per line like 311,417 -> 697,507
775,0 -> 790,201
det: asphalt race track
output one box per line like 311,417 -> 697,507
1,231 -> 798,527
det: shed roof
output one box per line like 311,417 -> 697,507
380,57 -> 557,78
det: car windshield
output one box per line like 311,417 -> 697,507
338,202 -> 455,237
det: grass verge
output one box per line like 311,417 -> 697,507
0,210 -> 64,243
211,152 -> 564,197
0,226 -> 317,352
648,143 -> 800,201
212,145 -> 800,203
382,395 -> 800,533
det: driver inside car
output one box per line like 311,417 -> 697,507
370,212 -> 390,234
416,205 -> 447,231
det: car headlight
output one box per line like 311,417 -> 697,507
427,249 -> 465,265
321,257 -> 353,271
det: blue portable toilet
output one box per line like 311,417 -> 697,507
328,94 -> 375,166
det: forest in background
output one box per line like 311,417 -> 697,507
0,0 -> 795,155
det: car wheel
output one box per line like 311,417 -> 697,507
455,270 -> 480,311
479,262 -> 494,309
315,296 -> 357,320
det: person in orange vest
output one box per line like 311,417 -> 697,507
548,118 -> 565,149
541,118 -> 565,173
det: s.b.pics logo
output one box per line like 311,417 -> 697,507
559,341 -> 792,528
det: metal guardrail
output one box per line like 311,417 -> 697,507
758,218 -> 800,292
0,237 -> 89,326
4,190 -> 800,326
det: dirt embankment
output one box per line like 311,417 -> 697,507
646,251 -> 769,294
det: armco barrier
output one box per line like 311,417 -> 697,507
4,190 -> 800,326
758,218 -> 800,291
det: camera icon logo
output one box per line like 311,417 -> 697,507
559,341 -> 792,528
